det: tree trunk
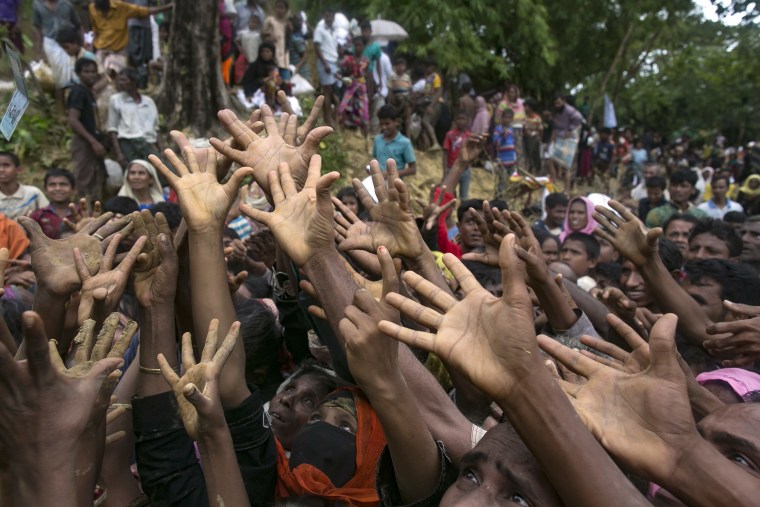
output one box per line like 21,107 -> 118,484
157,0 -> 230,137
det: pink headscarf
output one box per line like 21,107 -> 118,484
697,368 -> 760,400
470,97 -> 490,136
559,196 -> 597,243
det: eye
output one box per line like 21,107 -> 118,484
308,413 -> 321,422
285,385 -> 294,392
463,469 -> 479,485
339,422 -> 354,433
301,397 -> 314,408
510,493 -> 530,506
728,453 -> 758,472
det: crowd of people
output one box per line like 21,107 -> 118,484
2,1 -> 760,507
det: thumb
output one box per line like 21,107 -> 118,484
647,313 -> 682,378
183,383 -> 212,413
225,167 -> 256,195
304,126 -> 334,150
724,300 -> 760,317
17,216 -> 46,244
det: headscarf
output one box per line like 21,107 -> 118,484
471,96 -> 490,136
243,42 -> 278,96
275,387 -> 386,506
697,368 -> 760,401
117,160 -> 165,206
739,174 -> 760,197
560,196 -> 597,242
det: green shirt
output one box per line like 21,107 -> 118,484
645,202 -> 707,228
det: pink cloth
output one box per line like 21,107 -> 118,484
559,196 -> 598,242
697,368 -> 760,398
470,97 -> 490,136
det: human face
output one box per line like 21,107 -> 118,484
361,26 -> 372,41
340,195 -> 360,217
500,113 -> 513,127
61,41 -> 80,56
440,424 -> 562,507
620,259 -> 652,307
394,62 -> 406,75
507,86 -> 518,102
455,115 -> 468,131
712,178 -> 729,201
741,221 -> 760,264
77,63 -> 99,87
379,117 -> 399,139
324,11 -> 335,27
698,404 -> 760,479
669,181 -> 694,206
45,176 -> 74,204
540,237 -> 559,264
597,236 -> 619,263
268,373 -> 332,449
116,73 -> 135,93
687,233 -> 731,261
546,204 -> 566,228
0,155 -> 20,184
307,404 -> 358,435
353,38 -> 364,56
459,212 -> 484,252
553,97 -> 565,111
560,239 -> 595,278
274,1 -> 288,18
567,201 -> 588,231
643,164 -> 658,180
260,46 -> 273,61
664,219 -> 695,256
127,164 -> 152,191
682,276 -> 725,323
646,185 -> 664,204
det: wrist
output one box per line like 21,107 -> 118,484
356,370 -> 406,400
302,247 -> 341,274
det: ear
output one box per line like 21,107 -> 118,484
587,256 -> 598,270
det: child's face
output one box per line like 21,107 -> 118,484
501,113 -> 513,127
45,176 -> 74,204
249,17 -> 261,31
61,41 -> 80,56
260,47 -> 273,61
394,62 -> 406,74
379,117 -> 399,138
0,156 -> 20,184
560,239 -> 596,278
455,115 -> 468,131
275,2 -> 288,18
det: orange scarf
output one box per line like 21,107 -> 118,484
275,388 -> 386,506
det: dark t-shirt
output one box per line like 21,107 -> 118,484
66,83 -> 99,137
593,141 -> 615,163
33,0 -> 81,38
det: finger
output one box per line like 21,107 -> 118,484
149,153 -> 181,184
17,216 -> 49,244
338,316 -> 360,342
302,125 -> 333,148
278,162 -> 298,196
557,377 -> 583,398
385,158 -> 400,195
378,246 -> 399,297
578,349 -> 627,372
118,236 -> 149,273
644,313 -> 681,377
94,212 -> 132,239
299,279 -> 319,301
469,206 -> 490,238
308,305 -> 327,320
443,253 -> 481,295
216,109 -> 257,145
498,235 -> 530,304
384,292 -> 445,329
316,171 -> 340,203
212,321 -> 240,368
155,212 -> 172,239
182,383 -> 212,412
157,353 -> 181,386
332,196 -> 361,223
536,334 -> 601,377
578,335 -> 630,363
81,211 -> 113,235
84,356 -> 126,388
284,113 -> 298,145
434,185 -> 446,206
47,340 -> 67,373
91,313 -> 121,361
200,320 -> 220,363
352,177 -> 378,212
607,199 -> 640,225
277,111 -> 289,136
337,235 -> 376,254
73,247 -> 93,281
180,331 -> 197,371
239,202 -> 270,226
73,320 -> 97,364
106,405 -> 126,426
377,320 -> 437,354
401,270 -> 458,312
368,160 -> 388,202
225,167 -> 256,200
108,318 -> 138,360
105,430 -> 127,446
724,300 -> 760,317
276,89 -> 295,115
300,95 -> 324,138
605,313 -> 648,351
101,232 -> 122,271
209,136 -> 245,164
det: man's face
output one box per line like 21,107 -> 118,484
643,164 -> 658,180
361,27 -> 371,40
712,178 -> 729,201
324,12 -> 335,26
620,259 -> 652,307
597,236 -> 619,263
646,185 -> 664,204
741,221 -> 760,265
379,117 -> 399,138
688,233 -> 731,261
268,373 -> 331,450
459,212 -> 484,251
546,204 -> 566,227
669,180 -> 694,205
560,239 -> 595,278
77,64 -> 99,87
665,219 -> 695,256
0,156 -> 20,184
553,97 -> 565,111
61,41 -> 80,56
116,73 -> 135,92
540,237 -> 559,264
682,276 -> 725,322
697,404 -> 760,480
440,424 -> 562,507
45,176 -> 74,204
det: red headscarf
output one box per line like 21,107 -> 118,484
275,387 -> 386,506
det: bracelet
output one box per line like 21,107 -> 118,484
110,403 -> 132,411
139,365 -> 178,375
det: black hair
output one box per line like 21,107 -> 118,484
531,225 -> 550,245
0,151 -> 20,166
43,168 -> 75,187
150,202 -> 182,230
595,261 -> 622,282
119,67 -> 140,84
523,97 -> 538,112
562,232 -> 600,261
600,127 -> 612,135
360,20 -> 372,31
658,238 -> 684,272
392,56 -> 406,66
723,211 -> 747,224
336,186 -> 364,215
457,199 -> 508,224
670,168 -> 698,187
234,299 -> 281,383
646,175 -> 667,190
284,360 -> 345,393
74,57 -> 97,74
103,196 -> 139,216
684,259 -> 760,306
275,0 -> 289,8
711,175 -> 731,188
55,27 -> 80,46
545,192 -> 569,209
688,218 -> 743,258
377,104 -> 400,121
663,213 -> 700,233
462,260 -> 501,289
94,0 -> 110,15
502,108 -> 515,117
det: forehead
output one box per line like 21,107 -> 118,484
744,221 -> 760,233
0,155 -> 17,166
699,404 -> 760,449
666,220 -> 695,234
569,201 -> 586,211
46,176 -> 71,186
690,233 -> 728,249
561,240 -> 585,253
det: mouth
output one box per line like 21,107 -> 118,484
269,409 -> 285,427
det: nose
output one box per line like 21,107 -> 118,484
625,270 -> 644,288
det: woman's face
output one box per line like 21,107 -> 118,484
541,237 -> 559,264
568,201 -> 588,231
127,164 -> 151,190
260,47 -> 274,61
353,39 -> 364,55
307,404 -> 358,435
341,196 -> 360,216
507,86 -> 518,102
750,179 -> 760,190
268,373 -> 332,449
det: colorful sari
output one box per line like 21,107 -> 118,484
338,56 -> 370,129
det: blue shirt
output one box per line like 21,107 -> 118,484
493,125 -> 516,165
373,132 -> 416,172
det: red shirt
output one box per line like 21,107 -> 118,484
443,129 -> 470,169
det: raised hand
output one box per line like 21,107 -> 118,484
458,134 -> 487,165
63,197 -> 102,232
339,247 -> 401,390
239,156 -> 340,266
704,301 -> 760,366
460,202 -> 510,267
150,139 -> 254,233
594,200 -> 661,267
419,185 -> 457,232
338,159 -> 427,261
131,212 -> 178,308
158,320 -> 239,441
276,91 -> 325,145
378,235 -> 541,402
210,104 -> 332,195
0,312 -> 123,505
576,313 -> 652,374
537,313 -> 699,480
74,234 -> 148,325
591,286 -> 638,323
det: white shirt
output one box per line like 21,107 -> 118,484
372,52 -> 392,98
0,184 -> 49,219
106,92 -> 159,143
697,199 -> 744,219
313,22 -> 338,63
